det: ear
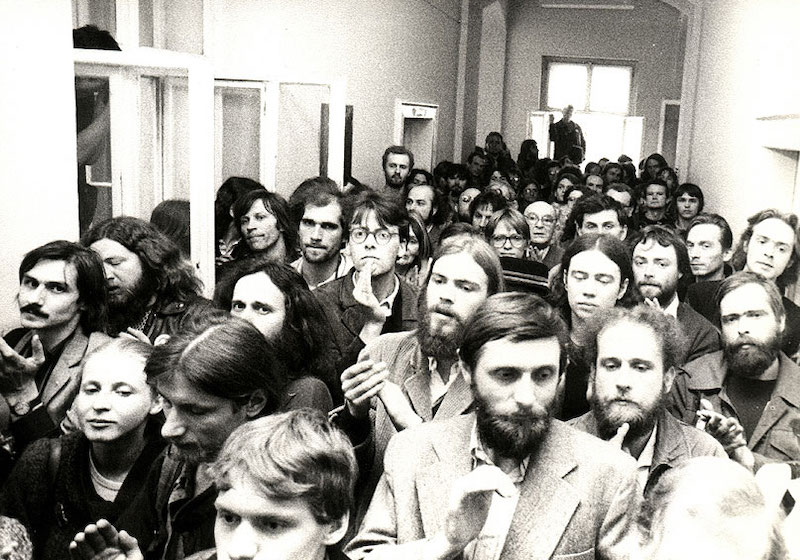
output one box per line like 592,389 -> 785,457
663,366 -> 677,394
322,512 -> 350,546
618,224 -> 628,241
722,248 -> 733,263
149,394 -> 164,416
243,389 -> 268,419
617,278 -> 629,301
585,366 -> 596,402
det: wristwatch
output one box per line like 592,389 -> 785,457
7,395 -> 40,417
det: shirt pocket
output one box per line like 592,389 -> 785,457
553,548 -> 595,560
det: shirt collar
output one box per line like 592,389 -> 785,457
377,275 -> 401,313
662,295 -> 680,318
469,419 -> 529,485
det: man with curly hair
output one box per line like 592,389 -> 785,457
82,217 -> 212,341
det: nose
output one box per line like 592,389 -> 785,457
91,390 -> 111,411
102,262 -> 115,281
29,284 -> 46,305
311,224 -> 323,240
502,237 -> 513,248
614,367 -> 633,394
161,408 -> 186,440
513,378 -> 537,410
762,241 -> 775,259
226,521 -> 258,560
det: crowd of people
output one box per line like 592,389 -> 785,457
0,131 -> 799,560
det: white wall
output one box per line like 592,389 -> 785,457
211,0 -> 462,188
474,1 -> 506,146
501,0 -> 685,162
0,0 -> 79,332
683,0 -> 800,240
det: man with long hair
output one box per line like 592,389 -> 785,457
81,217 -> 211,341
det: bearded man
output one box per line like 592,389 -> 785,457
570,305 -> 724,495
669,272 -> 800,475
81,217 -> 212,342
347,293 -> 640,560
336,236 -> 504,537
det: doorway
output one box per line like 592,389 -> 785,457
394,101 -> 438,171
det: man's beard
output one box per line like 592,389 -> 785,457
302,243 -> 338,264
591,390 -> 663,441
417,299 -> 462,362
108,274 -> 157,334
474,387 -> 552,463
724,335 -> 780,378
385,172 -> 404,189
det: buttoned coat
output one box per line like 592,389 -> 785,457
346,414 -> 639,560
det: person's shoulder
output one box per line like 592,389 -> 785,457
548,420 -> 635,472
315,273 -> 352,302
672,415 -> 725,457
387,414 -> 472,454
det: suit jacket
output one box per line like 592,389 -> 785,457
347,414 -> 639,560
676,302 -> 721,364
315,272 -> 418,373
669,350 -> 800,476
344,331 -> 474,543
570,408 -> 725,495
9,329 -> 109,428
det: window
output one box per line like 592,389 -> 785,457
543,59 -> 634,115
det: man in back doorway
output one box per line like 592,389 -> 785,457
380,146 -> 414,204
549,104 -> 586,164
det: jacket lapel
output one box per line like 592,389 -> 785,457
403,372 -> 433,421
434,370 -> 473,420
41,329 -> 89,405
500,425 -> 580,560
418,416 -> 474,535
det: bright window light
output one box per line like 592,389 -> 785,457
547,63 -> 588,111
589,65 -> 631,114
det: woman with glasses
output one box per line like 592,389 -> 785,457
485,208 -> 530,260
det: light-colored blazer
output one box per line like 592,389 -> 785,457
347,413 -> 640,560
12,329 -> 110,425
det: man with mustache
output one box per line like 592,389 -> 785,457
631,225 -> 720,363
570,305 -> 724,495
347,293 -> 639,560
669,272 -> 800,474
337,235 -> 504,536
1,241 -> 109,454
380,145 -> 414,204
291,181 -> 353,290
81,217 -> 212,342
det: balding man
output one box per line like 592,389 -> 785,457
523,201 -> 562,270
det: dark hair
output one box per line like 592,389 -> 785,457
81,217 -> 202,304
674,183 -> 705,213
581,305 -> 687,374
150,199 -> 191,258
467,151 -> 487,165
601,162 -> 623,182
561,194 -> 626,243
469,190 -> 508,220
213,257 -> 337,390
350,190 -> 409,241
730,209 -> 800,290
438,222 -> 483,244
659,166 -> 680,187
460,293 -> 568,373
145,315 -> 283,412
232,190 -> 295,257
564,185 -> 594,203
549,233 -> 640,323
287,176 -> 342,230
630,225 -> 692,280
688,213 -> 733,250
715,271 -> 786,326
409,169 -> 433,185
449,163 -> 469,181
405,212 -> 433,267
73,25 -> 121,50
215,177 -> 266,241
620,162 -> 638,186
210,409 -> 357,524
517,139 -> 539,172
19,240 -> 108,333
406,183 -> 450,226
382,146 -> 415,171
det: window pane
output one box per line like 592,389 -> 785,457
547,63 -> 588,111
589,65 -> 631,114
217,87 -> 261,183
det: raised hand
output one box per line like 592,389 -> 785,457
341,358 -> 388,418
608,422 -> 630,449
352,262 -> 390,323
378,381 -> 422,431
696,399 -> 755,470
0,335 -> 44,393
70,520 -> 143,560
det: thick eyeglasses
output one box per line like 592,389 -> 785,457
525,214 -> 556,225
350,227 -> 398,245
491,234 -> 526,248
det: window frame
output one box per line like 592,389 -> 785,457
541,56 -> 637,116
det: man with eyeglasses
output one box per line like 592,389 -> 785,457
523,200 -> 563,270
316,191 -> 418,375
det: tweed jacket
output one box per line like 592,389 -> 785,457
669,350 -> 800,476
346,414 -> 639,560
570,407 -> 725,495
315,272 -> 418,373
7,328 -> 110,432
